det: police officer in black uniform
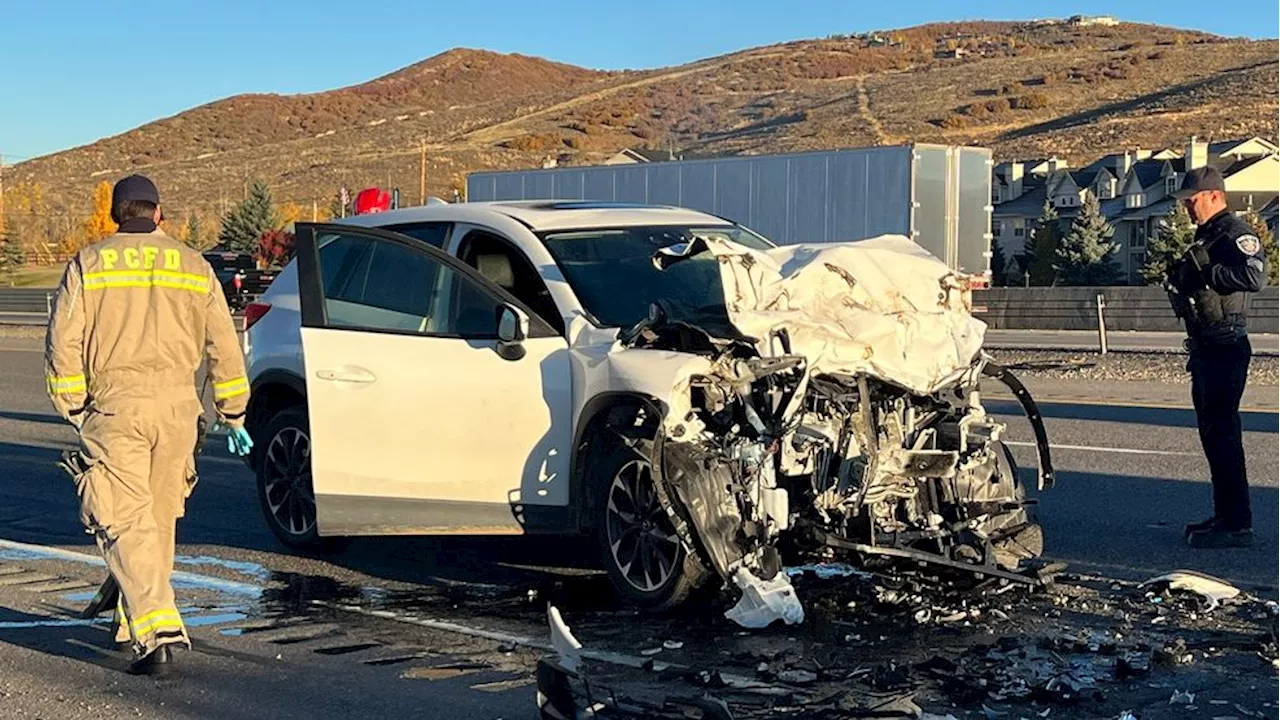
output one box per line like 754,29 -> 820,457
1166,167 -> 1266,548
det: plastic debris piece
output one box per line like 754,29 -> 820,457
777,669 -> 817,684
724,568 -> 805,629
1170,690 -> 1196,705
547,605 -> 582,673
663,640 -> 684,650
1117,713 -> 1137,720
1141,570 -> 1240,610
641,647 -> 663,656
785,563 -> 870,580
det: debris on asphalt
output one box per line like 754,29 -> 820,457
786,563 -> 871,580
724,568 -> 805,629
776,669 -> 818,685
547,605 -> 582,673
1140,570 -> 1241,611
663,640 -> 684,650
530,563 -> 1274,719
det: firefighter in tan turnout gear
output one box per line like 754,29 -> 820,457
45,175 -> 255,675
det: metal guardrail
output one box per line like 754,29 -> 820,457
0,289 -> 53,314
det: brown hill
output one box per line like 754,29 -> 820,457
7,20 -> 1277,235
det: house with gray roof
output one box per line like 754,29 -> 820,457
993,136 -> 1279,284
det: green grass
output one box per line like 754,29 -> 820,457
4,266 -> 66,288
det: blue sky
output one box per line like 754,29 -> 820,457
0,0 -> 1275,161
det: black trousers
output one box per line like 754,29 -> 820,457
1188,336 -> 1252,530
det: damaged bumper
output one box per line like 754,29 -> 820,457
622,235 -> 1058,625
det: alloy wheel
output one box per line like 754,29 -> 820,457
605,459 -> 680,592
262,427 -> 316,537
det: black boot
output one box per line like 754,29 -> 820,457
1184,516 -> 1220,538
1187,526 -> 1253,549
128,645 -> 174,676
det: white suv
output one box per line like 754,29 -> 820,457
244,201 -> 1051,612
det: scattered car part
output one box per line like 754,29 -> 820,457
1141,570 -> 1241,611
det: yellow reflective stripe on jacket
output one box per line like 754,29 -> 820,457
47,373 -> 87,395
82,269 -> 210,294
213,376 -> 250,400
131,608 -> 184,636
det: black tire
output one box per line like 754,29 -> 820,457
591,441 -> 704,610
254,406 -> 350,554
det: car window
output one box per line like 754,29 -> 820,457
318,235 -> 372,304
315,231 -> 503,338
379,222 -> 451,249
458,230 -> 565,337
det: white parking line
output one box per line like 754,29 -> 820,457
1004,440 -> 1200,457
0,538 -> 262,598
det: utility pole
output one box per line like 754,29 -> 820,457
0,151 -> 6,238
419,139 -> 427,205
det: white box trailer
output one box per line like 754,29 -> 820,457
466,144 -> 994,275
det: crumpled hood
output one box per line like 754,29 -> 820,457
657,235 -> 987,394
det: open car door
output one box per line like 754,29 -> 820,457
292,223 -> 573,536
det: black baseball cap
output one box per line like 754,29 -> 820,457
112,174 -> 160,205
1174,167 -> 1226,198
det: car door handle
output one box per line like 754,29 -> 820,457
315,367 -> 376,384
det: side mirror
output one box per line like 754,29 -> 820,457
496,304 -> 529,361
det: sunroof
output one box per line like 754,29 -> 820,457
522,201 -> 662,211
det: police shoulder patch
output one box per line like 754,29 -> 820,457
1236,234 -> 1261,256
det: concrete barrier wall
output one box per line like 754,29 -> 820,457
975,287 -> 1279,333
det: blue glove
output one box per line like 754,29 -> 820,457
227,427 -> 254,457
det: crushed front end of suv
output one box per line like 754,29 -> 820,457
597,234 -> 1055,625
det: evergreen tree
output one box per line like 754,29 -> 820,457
1140,203 -> 1195,285
989,237 -> 1010,286
0,231 -> 25,284
1019,200 -> 1061,286
1055,192 -> 1122,285
219,180 -> 278,253
1242,209 -> 1277,286
182,215 -> 204,250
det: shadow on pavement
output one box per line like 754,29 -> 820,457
1028,469 -> 1278,593
989,399 -> 1279,433
0,411 -> 66,426
0,606 -> 124,670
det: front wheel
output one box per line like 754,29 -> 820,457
591,442 -> 705,610
254,406 -> 350,554
986,440 -> 1044,569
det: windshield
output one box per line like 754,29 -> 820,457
540,225 -> 772,330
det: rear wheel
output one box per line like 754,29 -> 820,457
255,406 -> 350,554
592,441 -> 704,610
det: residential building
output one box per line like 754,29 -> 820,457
603,147 -> 680,165
1068,15 -> 1120,26
992,136 -> 1279,284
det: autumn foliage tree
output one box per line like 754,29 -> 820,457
66,181 -> 119,256
254,229 -> 296,269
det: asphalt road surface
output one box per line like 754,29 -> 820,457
0,336 -> 1276,718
